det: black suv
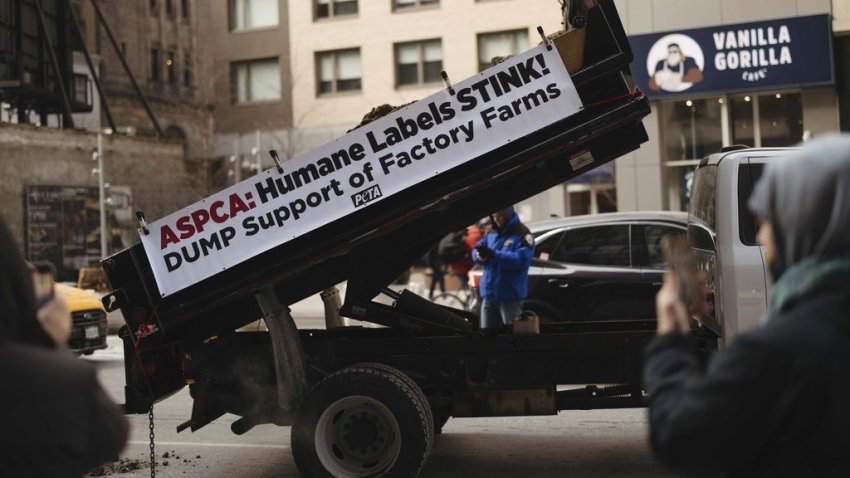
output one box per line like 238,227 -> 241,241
470,211 -> 687,323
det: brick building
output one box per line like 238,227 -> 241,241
0,0 -> 215,274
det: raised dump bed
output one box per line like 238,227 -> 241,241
101,2 -> 691,477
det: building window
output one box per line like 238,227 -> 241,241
316,49 -> 362,95
72,74 -> 91,105
149,0 -> 157,13
395,40 -> 442,87
229,0 -> 279,31
838,36 -> 850,131
183,53 -> 192,87
166,51 -> 176,84
660,92 -> 803,211
231,58 -> 282,103
181,0 -> 190,19
165,0 -> 173,15
477,29 -> 528,71
315,0 -> 358,19
150,48 -> 160,82
661,98 -> 723,162
757,93 -> 802,147
393,0 -> 439,10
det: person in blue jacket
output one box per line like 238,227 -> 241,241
472,206 -> 534,329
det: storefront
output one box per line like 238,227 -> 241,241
628,13 -> 837,211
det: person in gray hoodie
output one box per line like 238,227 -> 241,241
643,134 -> 850,477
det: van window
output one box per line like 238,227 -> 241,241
690,165 -> 716,230
738,162 -> 765,245
689,164 -> 717,251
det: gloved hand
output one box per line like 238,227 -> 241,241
475,245 -> 495,260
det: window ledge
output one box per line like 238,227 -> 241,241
395,81 -> 443,91
231,99 -> 285,107
392,4 -> 440,14
316,90 -> 362,98
229,25 -> 281,34
313,14 -> 359,23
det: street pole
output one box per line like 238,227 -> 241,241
97,133 -> 107,258
232,138 -> 242,184
254,130 -> 261,174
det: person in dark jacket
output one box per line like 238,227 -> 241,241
472,206 -> 534,329
0,217 -> 129,477
643,134 -> 850,477
426,244 -> 445,300
0,219 -> 54,348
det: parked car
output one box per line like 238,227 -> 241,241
27,261 -> 109,354
469,211 -> 687,323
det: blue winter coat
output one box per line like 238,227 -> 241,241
472,214 -> 534,301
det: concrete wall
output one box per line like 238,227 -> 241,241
614,0 -> 831,34
0,124 -> 208,249
833,0 -> 850,32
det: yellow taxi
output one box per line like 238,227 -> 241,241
56,283 -> 108,355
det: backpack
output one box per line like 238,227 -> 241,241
438,230 -> 467,264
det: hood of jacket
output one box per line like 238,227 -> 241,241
748,134 -> 850,279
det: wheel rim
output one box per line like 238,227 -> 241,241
314,395 -> 401,477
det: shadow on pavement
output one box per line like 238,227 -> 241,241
421,432 -> 686,478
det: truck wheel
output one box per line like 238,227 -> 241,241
355,362 -> 434,439
292,367 -> 433,478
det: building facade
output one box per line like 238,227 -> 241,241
0,0 -> 214,273
209,0 -> 294,187
96,0 -> 215,161
210,0 -> 575,214
209,0 -> 849,220
615,0 -> 849,212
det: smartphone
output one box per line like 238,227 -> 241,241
660,235 -> 704,313
31,262 -> 56,309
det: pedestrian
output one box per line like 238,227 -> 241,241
473,206 -> 534,329
446,223 -> 483,290
643,134 -> 850,477
426,243 -> 445,300
0,217 -> 129,477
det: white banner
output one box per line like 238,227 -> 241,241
141,44 -> 583,296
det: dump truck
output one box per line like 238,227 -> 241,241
101,1 -> 715,476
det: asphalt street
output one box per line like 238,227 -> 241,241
85,280 -> 684,478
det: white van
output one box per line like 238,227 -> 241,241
688,146 -> 794,346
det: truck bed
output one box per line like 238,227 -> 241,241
104,0 -> 656,415
104,19 -> 648,340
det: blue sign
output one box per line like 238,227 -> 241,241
628,14 -> 834,98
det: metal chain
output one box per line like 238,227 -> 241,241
149,404 -> 156,478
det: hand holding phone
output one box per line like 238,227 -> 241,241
660,235 -> 705,313
656,235 -> 706,335
31,262 -> 56,309
475,245 -> 494,261
31,262 -> 71,345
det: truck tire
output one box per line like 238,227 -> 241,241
355,363 -> 434,439
291,366 -> 433,478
